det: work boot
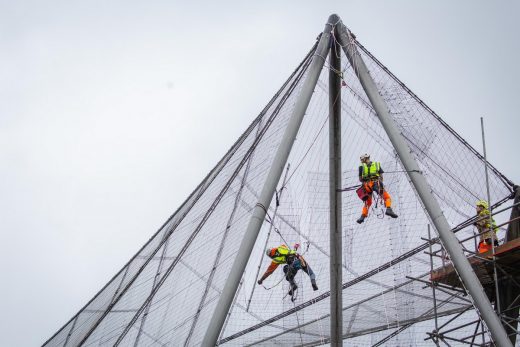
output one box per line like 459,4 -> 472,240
311,279 -> 318,291
385,207 -> 398,218
356,214 -> 366,224
288,283 -> 298,296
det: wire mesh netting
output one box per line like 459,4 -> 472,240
44,27 -> 514,347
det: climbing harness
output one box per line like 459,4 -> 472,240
371,179 -> 386,219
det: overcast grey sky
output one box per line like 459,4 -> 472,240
1,1 -> 519,346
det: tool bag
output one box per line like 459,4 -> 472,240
356,186 -> 369,201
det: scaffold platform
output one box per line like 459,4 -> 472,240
431,238 -> 520,296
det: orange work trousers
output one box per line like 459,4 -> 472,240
361,180 -> 392,217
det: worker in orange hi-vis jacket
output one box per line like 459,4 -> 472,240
257,244 -> 318,296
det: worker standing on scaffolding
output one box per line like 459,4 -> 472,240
356,153 -> 398,224
257,244 -> 318,296
475,200 -> 498,253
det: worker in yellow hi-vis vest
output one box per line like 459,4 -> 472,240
356,153 -> 398,224
474,200 -> 498,253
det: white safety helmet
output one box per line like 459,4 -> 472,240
360,153 -> 370,162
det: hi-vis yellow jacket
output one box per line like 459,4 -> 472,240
360,162 -> 381,180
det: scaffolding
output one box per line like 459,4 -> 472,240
415,196 -> 520,346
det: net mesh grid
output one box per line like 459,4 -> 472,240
43,35 -> 514,347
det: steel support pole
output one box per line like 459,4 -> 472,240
481,116 -> 502,314
201,15 -> 336,346
428,225 -> 440,346
329,29 -> 343,347
335,22 -> 512,347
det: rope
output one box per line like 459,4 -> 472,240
284,59 -> 343,187
373,194 -> 385,219
354,38 -> 515,189
337,170 -> 421,193
264,213 -> 290,247
337,185 -> 359,192
383,169 -> 422,174
293,277 -> 304,344
299,241 -> 311,256
261,276 -> 284,291
294,304 -> 304,346
284,113 -> 328,186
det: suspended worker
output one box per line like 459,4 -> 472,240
356,153 -> 398,224
474,200 -> 498,253
257,244 -> 318,295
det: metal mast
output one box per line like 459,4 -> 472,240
335,21 -> 512,347
481,116 -> 502,315
329,20 -> 343,347
201,15 -> 336,346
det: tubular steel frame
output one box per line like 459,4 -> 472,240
419,215 -> 520,347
